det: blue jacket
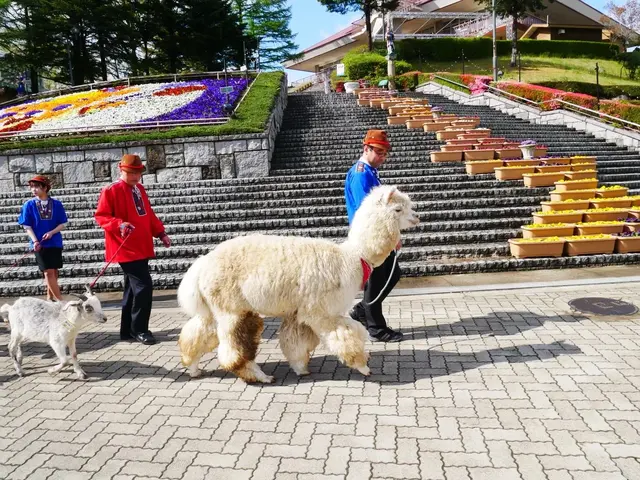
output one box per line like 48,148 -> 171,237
18,197 -> 68,249
345,159 -> 380,224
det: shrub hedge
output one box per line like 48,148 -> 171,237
534,81 -> 640,100
380,38 -> 618,63
342,48 -> 412,81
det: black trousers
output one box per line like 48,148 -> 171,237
119,259 -> 153,337
356,251 -> 401,337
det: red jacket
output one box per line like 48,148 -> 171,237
94,180 -> 165,263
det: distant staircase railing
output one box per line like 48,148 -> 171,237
429,75 -> 640,133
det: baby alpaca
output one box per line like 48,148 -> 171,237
178,185 -> 419,383
1,286 -> 107,380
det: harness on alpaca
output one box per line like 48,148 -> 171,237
361,248 -> 400,306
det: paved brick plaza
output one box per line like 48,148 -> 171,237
2,281 -> 640,480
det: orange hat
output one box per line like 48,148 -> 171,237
119,154 -> 145,173
363,129 -> 391,151
28,175 -> 52,191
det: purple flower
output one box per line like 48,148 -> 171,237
141,78 -> 252,122
52,104 -> 71,111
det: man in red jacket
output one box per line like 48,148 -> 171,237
95,154 -> 171,345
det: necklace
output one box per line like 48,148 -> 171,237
36,198 -> 53,220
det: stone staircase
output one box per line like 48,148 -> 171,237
1,91 -> 639,297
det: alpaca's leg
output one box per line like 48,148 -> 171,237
9,335 -> 24,377
279,314 -> 319,376
302,315 -> 370,376
178,315 -> 219,378
216,311 -> 273,384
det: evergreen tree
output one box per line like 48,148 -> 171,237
476,0 -> 554,66
317,0 -> 399,52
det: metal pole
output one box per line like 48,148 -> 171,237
385,14 -> 396,90
595,63 -> 600,109
492,0 -> 498,82
67,42 -> 74,85
462,49 -> 465,75
518,52 -> 521,82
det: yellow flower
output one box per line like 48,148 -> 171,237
523,223 -> 571,228
575,221 -> 624,225
533,210 -> 579,215
565,234 -> 614,240
556,178 -> 598,184
512,237 -> 563,243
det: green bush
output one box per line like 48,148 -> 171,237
384,38 -> 619,64
342,48 -> 412,81
534,81 -> 640,100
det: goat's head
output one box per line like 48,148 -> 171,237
65,285 -> 107,324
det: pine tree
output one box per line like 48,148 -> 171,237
317,0 -> 400,52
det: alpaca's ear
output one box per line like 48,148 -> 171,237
383,187 -> 397,204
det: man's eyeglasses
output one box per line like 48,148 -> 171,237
369,146 -> 388,156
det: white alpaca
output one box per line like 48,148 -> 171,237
177,185 -> 419,383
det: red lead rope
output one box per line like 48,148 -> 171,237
89,234 -> 132,290
2,250 -> 33,275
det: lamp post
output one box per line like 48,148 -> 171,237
386,13 -> 396,91
492,0 -> 498,82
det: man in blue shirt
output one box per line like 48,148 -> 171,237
345,130 -> 403,343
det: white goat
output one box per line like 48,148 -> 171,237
1,286 -> 107,380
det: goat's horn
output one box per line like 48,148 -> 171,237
71,293 -> 87,302
85,285 -> 94,296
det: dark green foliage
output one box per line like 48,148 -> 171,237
535,81 -> 640,99
342,48 -> 411,80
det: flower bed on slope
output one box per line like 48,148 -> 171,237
0,77 -> 251,137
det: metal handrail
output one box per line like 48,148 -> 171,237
429,75 -> 640,133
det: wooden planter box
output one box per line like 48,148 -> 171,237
425,122 -> 452,132
452,120 -> 480,128
437,130 -> 462,140
550,190 -> 597,202
624,223 -> 640,233
541,200 -> 591,212
615,236 -> 640,253
563,170 -> 598,181
464,150 -> 495,161
406,119 -> 428,129
570,156 -> 597,164
535,165 -> 569,173
465,160 -> 503,175
575,223 -> 625,235
495,149 -> 523,159
628,209 -> 640,220
532,212 -> 584,224
596,188 -> 629,198
582,210 -> 629,222
387,116 -> 411,125
495,166 -> 536,181
523,173 -> 567,188
589,198 -> 633,209
448,139 -> 478,145
571,163 -> 597,171
554,180 -> 599,192
459,133 -> 489,140
565,236 -> 616,256
442,144 -> 475,152
430,151 -> 462,163
504,159 -> 541,167
509,239 -> 565,258
521,224 -> 575,239
534,148 -> 549,157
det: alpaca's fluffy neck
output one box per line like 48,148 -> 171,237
342,214 -> 399,268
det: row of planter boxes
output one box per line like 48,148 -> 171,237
509,235 -> 639,258
523,218 -> 640,238
532,208 -> 633,224
432,144 -> 550,163
463,156 -> 596,175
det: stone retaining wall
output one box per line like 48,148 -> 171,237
0,73 -> 288,191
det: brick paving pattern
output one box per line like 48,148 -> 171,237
2,282 -> 640,479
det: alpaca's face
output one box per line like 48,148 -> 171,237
393,197 -> 420,230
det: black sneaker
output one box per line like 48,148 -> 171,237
349,304 -> 366,326
370,329 -> 403,343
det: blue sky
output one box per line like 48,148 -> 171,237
285,0 -> 611,82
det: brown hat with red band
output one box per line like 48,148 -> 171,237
363,129 -> 391,151
28,175 -> 52,191
119,154 -> 146,173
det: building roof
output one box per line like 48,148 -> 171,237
302,19 -> 364,54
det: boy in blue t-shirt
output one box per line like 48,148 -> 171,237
18,175 -> 68,301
